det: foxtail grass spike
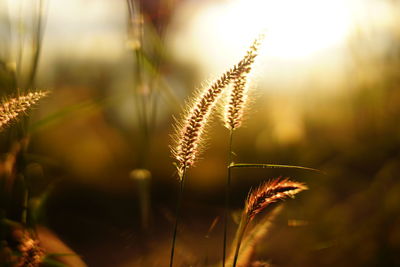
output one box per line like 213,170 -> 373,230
223,34 -> 264,130
0,91 -> 49,131
172,36 -> 263,178
224,73 -> 249,130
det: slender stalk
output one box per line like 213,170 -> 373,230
232,213 -> 249,267
170,168 -> 186,267
223,130 -> 234,266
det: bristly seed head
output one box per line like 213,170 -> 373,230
224,34 -> 264,130
0,90 -> 49,131
224,73 -> 249,130
172,36 -> 264,179
245,178 -> 307,221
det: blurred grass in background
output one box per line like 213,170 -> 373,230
1,0 -> 400,266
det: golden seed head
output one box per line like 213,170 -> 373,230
171,36 -> 263,178
0,90 -> 49,131
245,178 -> 307,221
223,34 -> 264,130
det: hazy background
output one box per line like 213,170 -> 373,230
1,0 -> 400,266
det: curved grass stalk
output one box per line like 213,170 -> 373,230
229,163 -> 324,174
232,213 -> 250,267
232,206 -> 282,267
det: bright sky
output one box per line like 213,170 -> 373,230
168,0 -> 397,92
192,0 -> 353,60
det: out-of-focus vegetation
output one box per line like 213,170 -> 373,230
1,0 -> 400,266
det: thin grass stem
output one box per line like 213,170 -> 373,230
222,156 -> 233,267
170,168 -> 186,267
223,130 -> 234,266
232,213 -> 249,267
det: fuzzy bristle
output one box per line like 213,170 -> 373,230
224,34 -> 264,130
0,90 -> 49,131
224,73 -> 249,130
245,178 -> 307,220
172,36 -> 263,178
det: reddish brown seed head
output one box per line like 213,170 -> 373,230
245,178 -> 307,220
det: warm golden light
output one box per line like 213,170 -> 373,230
193,0 -> 353,60
167,0 -> 359,91
169,0 -> 397,95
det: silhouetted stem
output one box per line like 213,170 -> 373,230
170,168 -> 186,267
232,213 -> 249,267
223,131 -> 234,266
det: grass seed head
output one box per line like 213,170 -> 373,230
0,90 -> 49,131
245,178 -> 307,221
171,36 -> 264,178
223,34 -> 264,130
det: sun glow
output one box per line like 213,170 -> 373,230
254,0 -> 352,59
171,0 -> 357,66
211,0 -> 352,59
